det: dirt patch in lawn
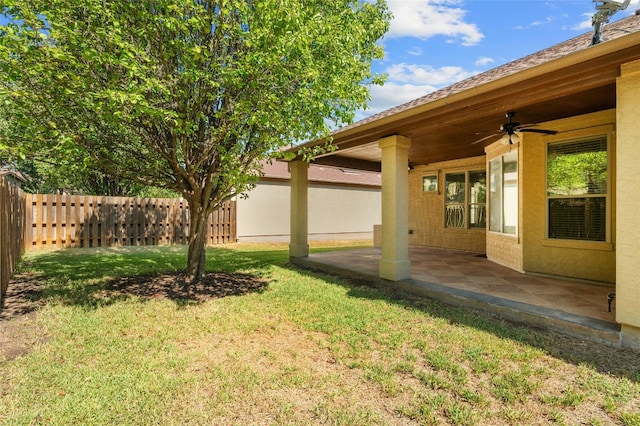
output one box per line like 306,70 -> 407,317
102,271 -> 268,302
0,270 -> 267,363
0,311 -> 44,364
1,272 -> 48,363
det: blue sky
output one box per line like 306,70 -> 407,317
360,0 -> 639,121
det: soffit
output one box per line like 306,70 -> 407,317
302,16 -> 640,172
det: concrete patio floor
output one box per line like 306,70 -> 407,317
291,246 -> 621,346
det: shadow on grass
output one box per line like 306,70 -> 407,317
284,263 -> 640,383
4,246 -> 275,313
6,244 -> 639,382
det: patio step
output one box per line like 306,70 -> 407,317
398,278 -> 621,347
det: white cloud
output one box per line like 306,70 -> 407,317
531,16 -> 556,27
572,13 -> 593,31
408,46 -> 423,56
386,63 -> 475,85
385,0 -> 484,46
475,56 -> 494,67
514,16 -> 556,31
361,82 -> 438,118
356,61 -> 483,119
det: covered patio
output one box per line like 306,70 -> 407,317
291,246 -> 620,346
287,15 -> 640,349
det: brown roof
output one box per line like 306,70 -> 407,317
261,160 -> 381,187
294,13 -> 640,170
336,14 -> 640,136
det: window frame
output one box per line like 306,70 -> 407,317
422,175 -> 438,192
545,134 -> 611,243
443,170 -> 486,230
488,149 -> 519,236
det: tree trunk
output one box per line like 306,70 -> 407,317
186,201 -> 209,284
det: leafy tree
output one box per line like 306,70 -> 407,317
5,157 -> 177,196
0,0 -> 390,282
547,151 -> 607,196
3,110 -> 179,195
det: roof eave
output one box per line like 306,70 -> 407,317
292,27 -> 640,155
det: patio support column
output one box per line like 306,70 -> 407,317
289,160 -> 309,258
378,135 -> 411,281
616,59 -> 640,350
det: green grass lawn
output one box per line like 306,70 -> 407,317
1,241 -> 639,425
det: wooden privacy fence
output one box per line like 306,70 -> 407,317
0,175 -> 26,303
25,194 -> 236,249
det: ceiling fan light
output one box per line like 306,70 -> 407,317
510,133 -> 521,144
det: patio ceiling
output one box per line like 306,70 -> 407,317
302,17 -> 640,172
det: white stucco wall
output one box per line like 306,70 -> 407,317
236,181 -> 381,241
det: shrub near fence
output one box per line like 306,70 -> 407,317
0,175 -> 26,303
25,194 -> 236,249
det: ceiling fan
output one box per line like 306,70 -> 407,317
472,111 -> 558,145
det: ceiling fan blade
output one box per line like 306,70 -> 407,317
517,128 -> 558,135
471,133 -> 500,145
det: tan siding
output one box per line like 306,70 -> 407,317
616,60 -> 640,333
236,181 -> 381,241
484,141 -> 524,272
408,156 -> 486,252
521,110 -> 616,282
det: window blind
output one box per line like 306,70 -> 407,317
547,136 -> 607,241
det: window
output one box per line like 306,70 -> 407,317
445,173 -> 465,228
469,171 -> 487,229
444,171 -> 486,229
489,149 -> 518,235
423,175 -> 438,192
547,136 -> 607,241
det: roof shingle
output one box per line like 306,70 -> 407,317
336,14 -> 640,135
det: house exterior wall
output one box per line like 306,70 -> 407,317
308,184 -> 381,235
484,143 -> 524,272
237,180 -> 381,241
408,156 -> 486,253
408,111 -> 618,282
237,181 -> 290,240
616,59 -> 640,343
521,110 -> 616,283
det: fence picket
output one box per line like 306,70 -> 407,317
1,179 -> 231,301
0,176 -> 26,302
22,194 -> 235,250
